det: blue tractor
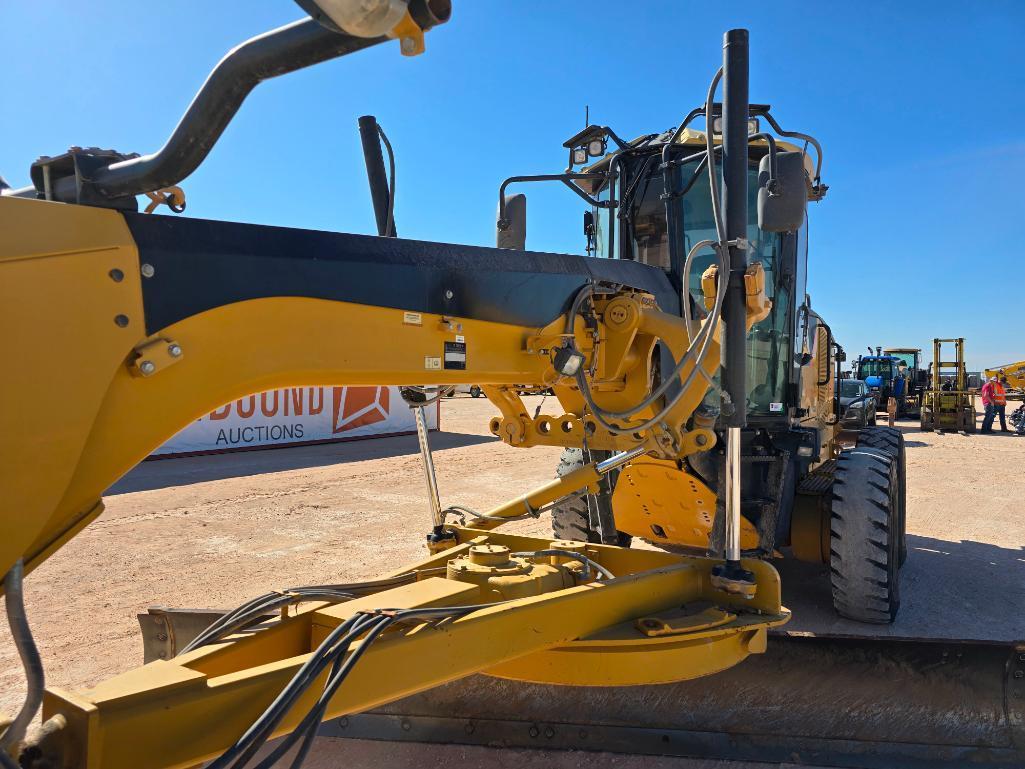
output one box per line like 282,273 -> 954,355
855,347 -> 918,418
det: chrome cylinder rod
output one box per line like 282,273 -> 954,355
414,405 -> 443,529
724,426 -> 742,562
594,444 -> 649,475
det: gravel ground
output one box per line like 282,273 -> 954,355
1,395 -> 1022,767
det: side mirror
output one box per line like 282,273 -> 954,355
757,151 -> 808,233
496,193 -> 527,250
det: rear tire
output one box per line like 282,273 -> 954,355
551,449 -> 631,547
469,385 -> 482,398
829,447 -> 901,624
856,427 -> 907,567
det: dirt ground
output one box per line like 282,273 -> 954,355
1,395 -> 1023,767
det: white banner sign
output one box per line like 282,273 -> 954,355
153,386 -> 438,457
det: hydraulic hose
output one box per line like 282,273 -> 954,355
569,240 -> 727,435
564,64 -> 734,436
704,67 -> 728,245
0,561 -> 43,756
179,574 -> 417,655
510,550 -> 615,581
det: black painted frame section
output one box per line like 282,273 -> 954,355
124,213 -> 680,336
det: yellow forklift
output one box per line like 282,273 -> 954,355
920,338 -> 976,433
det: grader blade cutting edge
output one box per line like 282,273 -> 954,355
324,632 -> 1025,769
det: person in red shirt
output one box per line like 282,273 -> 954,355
980,374 -> 1009,433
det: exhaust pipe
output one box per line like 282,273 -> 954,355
358,115 -> 397,237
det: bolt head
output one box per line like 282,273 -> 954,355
109,268 -> 124,282
140,360 -> 156,375
168,344 -> 183,358
114,314 -> 129,327
444,289 -> 454,300
140,263 -> 155,278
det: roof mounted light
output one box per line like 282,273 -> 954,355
564,125 -> 609,168
711,115 -> 760,136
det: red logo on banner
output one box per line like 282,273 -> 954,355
331,386 -> 390,434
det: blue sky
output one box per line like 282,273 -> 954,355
3,1 -> 1023,369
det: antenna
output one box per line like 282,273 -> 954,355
585,105 -> 589,128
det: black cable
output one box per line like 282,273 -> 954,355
0,560 -> 43,755
231,614 -> 387,769
213,603 -> 499,769
208,614 -> 375,769
180,574 -> 417,655
376,124 -> 396,238
251,614 -> 395,769
181,589 -> 355,654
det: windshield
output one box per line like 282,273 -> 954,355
858,359 -> 894,379
840,380 -> 864,397
887,351 -> 917,369
591,151 -> 791,418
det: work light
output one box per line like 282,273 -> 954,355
553,346 -> 586,377
711,116 -> 760,136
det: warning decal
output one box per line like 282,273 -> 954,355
444,341 -> 466,370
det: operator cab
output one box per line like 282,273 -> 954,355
576,126 -> 822,426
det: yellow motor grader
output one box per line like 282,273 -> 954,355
0,2 -> 1020,768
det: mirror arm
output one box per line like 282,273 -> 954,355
760,111 -> 824,187
497,172 -> 606,230
557,177 -> 607,207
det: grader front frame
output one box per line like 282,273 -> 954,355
0,4 -> 1020,769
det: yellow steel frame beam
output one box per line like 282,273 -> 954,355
39,529 -> 787,769
0,197 -> 771,583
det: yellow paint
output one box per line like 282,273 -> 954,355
612,458 -> 759,550
40,530 -> 786,769
1,195 -> 775,580
984,360 -> 1025,389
